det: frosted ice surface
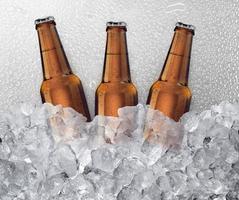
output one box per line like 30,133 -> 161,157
91,147 -> 121,173
0,101 -> 238,199
117,187 -> 142,200
0,0 -> 239,116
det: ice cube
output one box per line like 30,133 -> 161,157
166,170 -> 187,193
180,111 -> 200,132
211,101 -> 239,117
95,173 -> 115,197
117,187 -> 142,200
232,161 -> 239,174
0,142 -> 11,160
48,144 -> 78,178
0,182 -> 8,196
193,148 -> 215,169
117,105 -> 139,136
145,108 -> 184,150
83,166 -> 107,185
229,128 -> 239,152
141,139 -> 165,166
91,146 -> 121,173
0,160 -> 15,183
8,161 -> 27,187
226,190 -> 239,200
68,138 -> 91,173
130,170 -> 155,192
0,118 -> 10,139
113,157 -> 146,194
187,130 -> 206,150
68,173 -> 95,197
209,159 -> 231,180
48,105 -> 87,143
44,172 -> 68,197
156,175 -> 171,192
141,184 -> 164,200
157,148 -> 192,171
20,103 -> 35,116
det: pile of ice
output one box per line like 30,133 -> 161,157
0,101 -> 238,200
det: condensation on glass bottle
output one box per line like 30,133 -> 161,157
35,16 -> 91,121
147,22 -> 195,121
95,22 -> 138,117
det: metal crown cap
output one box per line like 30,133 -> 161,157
175,22 -> 195,35
106,21 -> 127,30
107,21 -> 127,27
35,16 -> 55,26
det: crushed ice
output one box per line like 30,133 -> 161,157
0,101 -> 238,199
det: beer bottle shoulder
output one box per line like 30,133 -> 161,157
41,74 -> 82,90
147,80 -> 192,121
96,82 -> 137,95
150,80 -> 192,97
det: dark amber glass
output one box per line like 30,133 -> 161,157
95,22 -> 138,117
147,22 -> 195,121
35,16 -> 91,121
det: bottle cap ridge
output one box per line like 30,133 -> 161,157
107,21 -> 127,27
175,22 -> 195,35
35,16 -> 55,26
106,21 -> 127,31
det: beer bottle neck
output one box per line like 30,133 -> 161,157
159,28 -> 194,85
102,27 -> 131,83
36,22 -> 72,80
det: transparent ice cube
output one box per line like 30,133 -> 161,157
117,187 -> 142,200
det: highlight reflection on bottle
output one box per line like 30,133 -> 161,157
35,16 -> 91,121
95,22 -> 138,117
147,22 -> 195,121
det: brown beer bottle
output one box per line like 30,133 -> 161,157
35,16 -> 91,121
95,22 -> 138,117
147,22 -> 195,121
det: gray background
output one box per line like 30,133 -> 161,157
0,0 -> 238,117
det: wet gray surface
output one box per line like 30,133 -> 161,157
0,0 -> 238,116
